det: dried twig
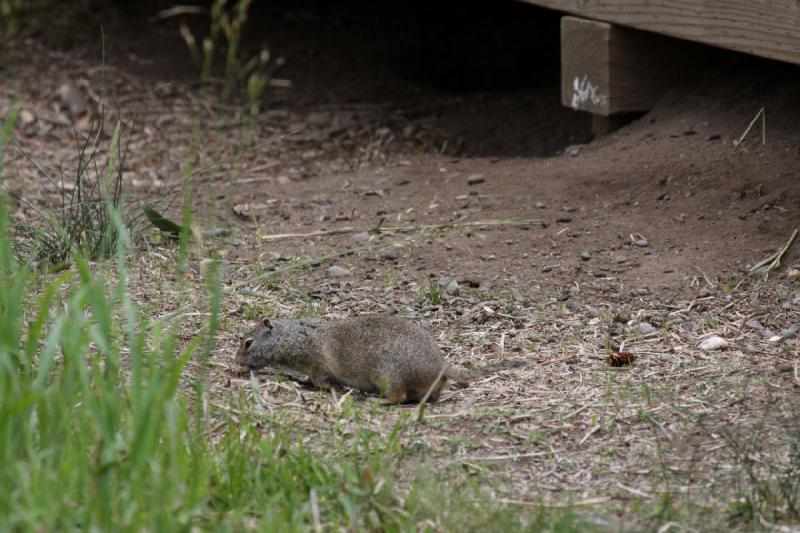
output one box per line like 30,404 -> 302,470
737,106 -> 766,146
256,218 -> 546,242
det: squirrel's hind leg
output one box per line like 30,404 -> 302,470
309,368 -> 336,391
382,385 -> 408,405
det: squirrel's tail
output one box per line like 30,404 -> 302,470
447,357 -> 529,388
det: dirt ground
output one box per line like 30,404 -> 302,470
2,0 -> 799,529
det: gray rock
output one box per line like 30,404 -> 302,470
445,279 -> 460,296
580,251 -> 592,261
378,247 -> 398,260
745,319 -> 764,330
352,231 -> 370,243
778,325 -> 799,339
327,265 -> 351,278
438,276 -> 454,288
467,174 -> 485,185
699,336 -> 729,351
613,311 -> 631,324
58,83 -> 89,118
636,322 -> 657,336
564,144 -> 583,157
535,201 -> 546,209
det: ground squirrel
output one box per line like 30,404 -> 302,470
236,315 -> 525,404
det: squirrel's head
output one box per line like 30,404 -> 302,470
236,318 -> 278,370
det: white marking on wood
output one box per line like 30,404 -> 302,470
571,75 -> 608,110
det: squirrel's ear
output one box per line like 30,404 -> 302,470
262,318 -> 272,328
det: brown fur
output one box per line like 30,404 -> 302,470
236,315 -> 449,404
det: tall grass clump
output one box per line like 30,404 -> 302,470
1,109 -> 581,530
178,0 -> 283,148
180,0 -> 277,104
725,426 -> 800,527
12,113 -> 129,270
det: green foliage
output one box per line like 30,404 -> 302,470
421,281 -> 443,306
11,113 -> 130,270
180,0 -> 280,110
0,116 -> 582,527
0,248 -> 580,529
724,427 -> 800,527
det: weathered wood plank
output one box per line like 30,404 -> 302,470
562,17 -> 701,115
523,0 -> 800,65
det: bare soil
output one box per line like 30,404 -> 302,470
2,0 -> 799,529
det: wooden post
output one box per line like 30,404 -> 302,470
561,16 -> 703,116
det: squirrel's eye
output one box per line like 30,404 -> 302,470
244,339 -> 253,349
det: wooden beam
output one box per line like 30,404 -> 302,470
522,0 -> 800,66
562,16 -> 701,115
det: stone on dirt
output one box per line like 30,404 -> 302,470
327,265 -> 351,277
699,336 -> 729,351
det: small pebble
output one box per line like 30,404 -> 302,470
778,325 -> 799,339
699,336 -> 729,351
580,251 -> 592,261
445,279 -> 460,296
352,231 -> 370,243
467,174 -> 485,185
744,319 -> 764,330
564,144 -> 583,157
327,265 -> 351,277
636,322 -> 657,336
557,216 -> 572,223
788,269 -> 800,281
613,311 -> 631,324
378,247 -> 398,260
535,201 -> 546,209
